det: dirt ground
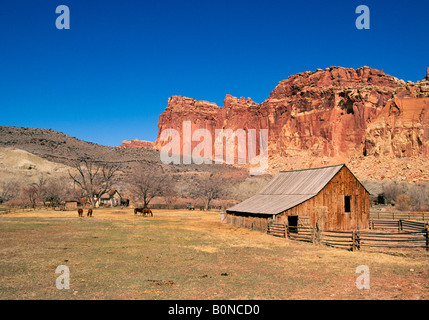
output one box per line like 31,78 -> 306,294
0,208 -> 427,300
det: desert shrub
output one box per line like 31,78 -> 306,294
396,194 -> 411,211
383,182 -> 405,205
229,175 -> 272,202
408,184 -> 428,211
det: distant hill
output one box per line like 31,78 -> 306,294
0,126 -> 246,177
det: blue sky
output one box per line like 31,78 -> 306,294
1,0 -> 428,146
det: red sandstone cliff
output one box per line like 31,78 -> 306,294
150,66 -> 429,181
363,98 -> 429,158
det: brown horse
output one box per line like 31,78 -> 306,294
78,208 -> 83,217
134,207 -> 152,216
134,207 -> 144,215
143,208 -> 153,217
87,208 -> 93,217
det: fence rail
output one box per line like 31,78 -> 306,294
320,230 -> 355,249
266,222 -> 429,251
266,223 -> 286,238
370,211 -> 429,222
370,219 -> 427,232
358,230 -> 427,249
288,226 -> 314,243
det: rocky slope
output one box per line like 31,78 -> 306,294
152,66 -> 429,182
0,126 -> 245,177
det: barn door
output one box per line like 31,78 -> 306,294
288,216 -> 298,233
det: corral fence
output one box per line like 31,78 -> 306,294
369,219 -> 427,232
370,211 -> 429,222
266,222 -> 429,251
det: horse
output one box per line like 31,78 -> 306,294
134,207 -> 144,215
87,208 -> 93,217
134,207 -> 152,216
143,208 -> 153,217
78,208 -> 83,217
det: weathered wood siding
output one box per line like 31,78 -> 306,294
274,166 -> 369,231
225,213 -> 271,232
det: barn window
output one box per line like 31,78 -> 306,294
344,196 -> 351,213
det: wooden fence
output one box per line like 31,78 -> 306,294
370,219 -> 427,232
358,230 -> 427,249
370,211 -> 429,222
287,226 -> 314,243
266,222 -> 429,251
320,230 -> 356,250
266,223 -> 287,238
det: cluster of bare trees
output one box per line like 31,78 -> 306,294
126,168 -> 228,210
0,159 -> 120,209
378,181 -> 429,211
1,156 -> 267,211
65,160 -> 228,210
0,175 -> 80,209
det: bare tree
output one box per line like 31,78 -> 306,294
68,159 -> 120,207
0,180 -> 21,204
192,174 -> 225,211
163,184 -> 178,209
22,185 -> 39,209
127,167 -> 170,208
41,178 -> 76,208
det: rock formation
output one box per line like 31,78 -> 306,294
120,139 -> 155,149
147,66 -> 429,181
363,97 -> 429,158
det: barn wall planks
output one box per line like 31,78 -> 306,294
225,213 -> 270,232
275,166 -> 369,231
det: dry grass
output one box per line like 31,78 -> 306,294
0,208 -> 428,300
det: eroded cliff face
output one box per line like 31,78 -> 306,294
259,67 -> 401,159
363,98 -> 429,158
148,66 -> 429,181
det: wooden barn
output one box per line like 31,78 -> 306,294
225,164 -> 370,232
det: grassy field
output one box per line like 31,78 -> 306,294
0,208 -> 427,300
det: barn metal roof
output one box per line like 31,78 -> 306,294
226,164 -> 345,215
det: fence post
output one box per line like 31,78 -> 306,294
426,226 -> 429,251
356,231 -> 360,251
399,220 -> 403,232
352,231 -> 356,252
